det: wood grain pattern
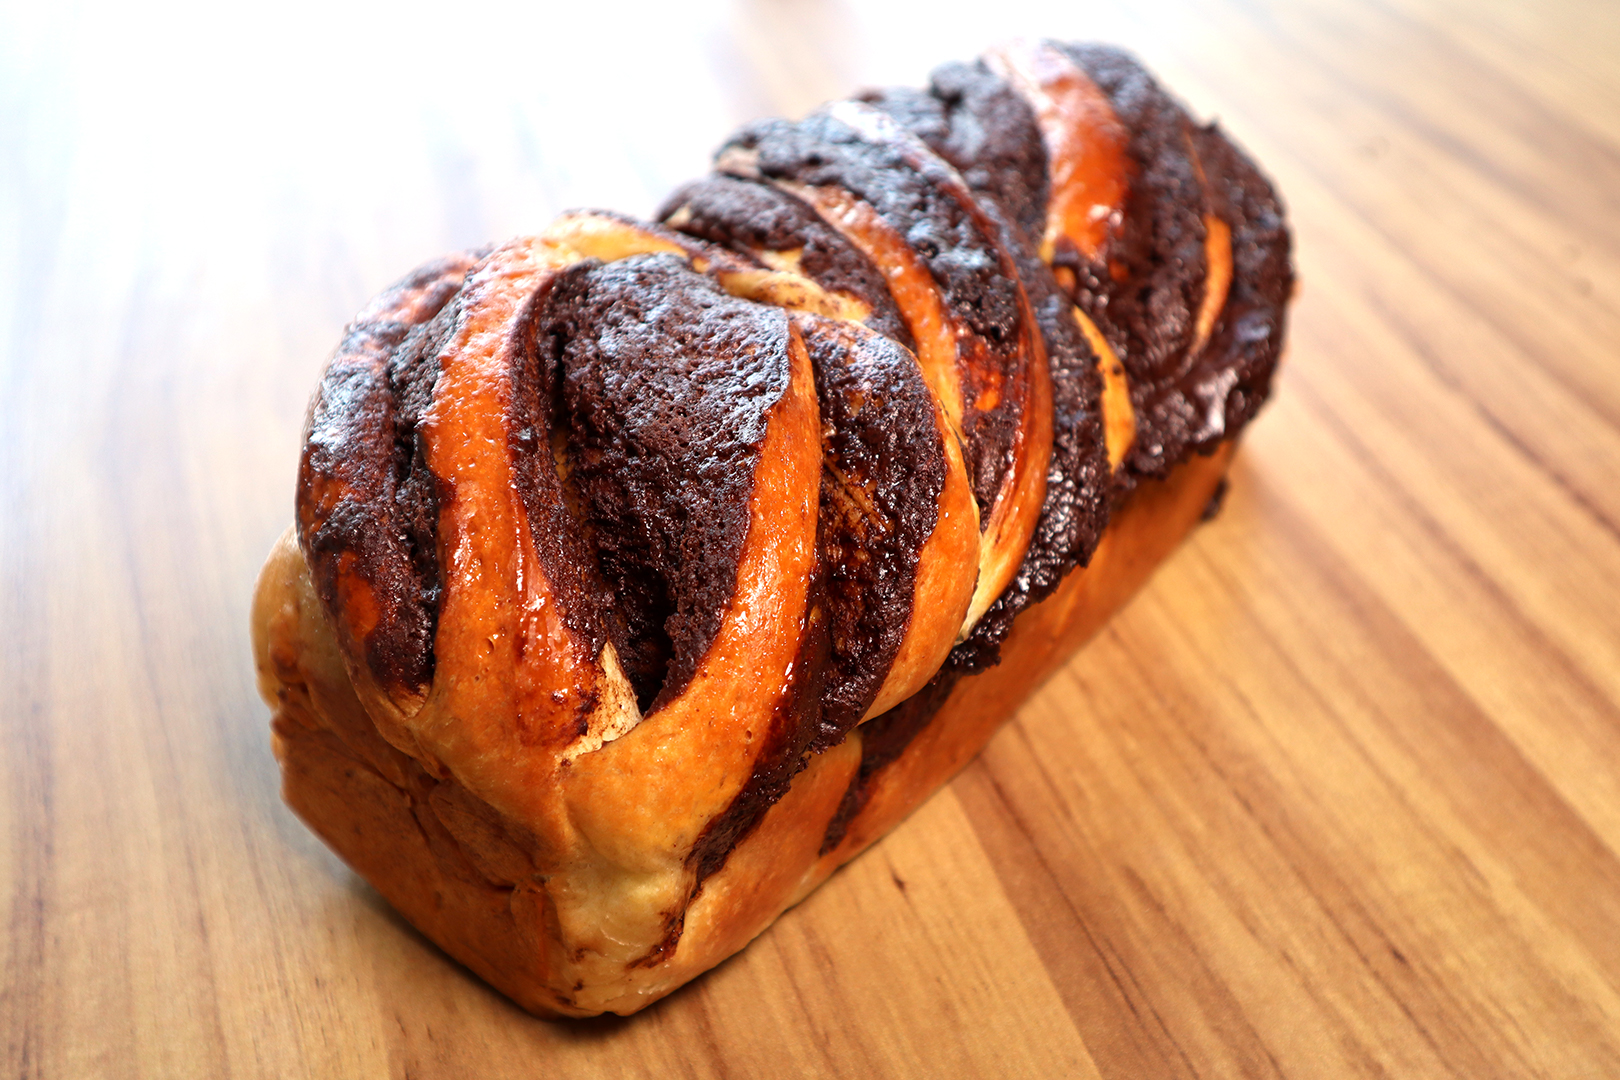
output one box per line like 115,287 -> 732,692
4,0 -> 1619,1075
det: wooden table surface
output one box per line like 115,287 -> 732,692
5,0 -> 1620,1075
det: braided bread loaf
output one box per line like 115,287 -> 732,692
252,41 -> 1291,1018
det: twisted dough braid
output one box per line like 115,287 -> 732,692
254,42 -> 1291,1016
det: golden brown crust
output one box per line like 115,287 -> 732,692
257,529 -> 566,1012
986,41 -> 1132,266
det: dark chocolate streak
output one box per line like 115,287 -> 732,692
865,65 -> 1112,671
382,302 -> 457,664
298,251 -> 484,695
1058,44 -> 1289,481
820,667 -> 962,855
1056,44 -> 1212,483
794,313 -> 945,748
658,175 -> 914,351
721,108 -> 1031,514
505,263 -> 620,690
1187,123 -> 1293,449
952,202 -> 1110,670
690,581 -> 830,891
859,59 -> 1051,244
544,254 -> 790,714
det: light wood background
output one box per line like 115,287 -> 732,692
5,0 -> 1619,1075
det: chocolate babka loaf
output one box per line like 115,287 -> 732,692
252,41 -> 1291,1018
